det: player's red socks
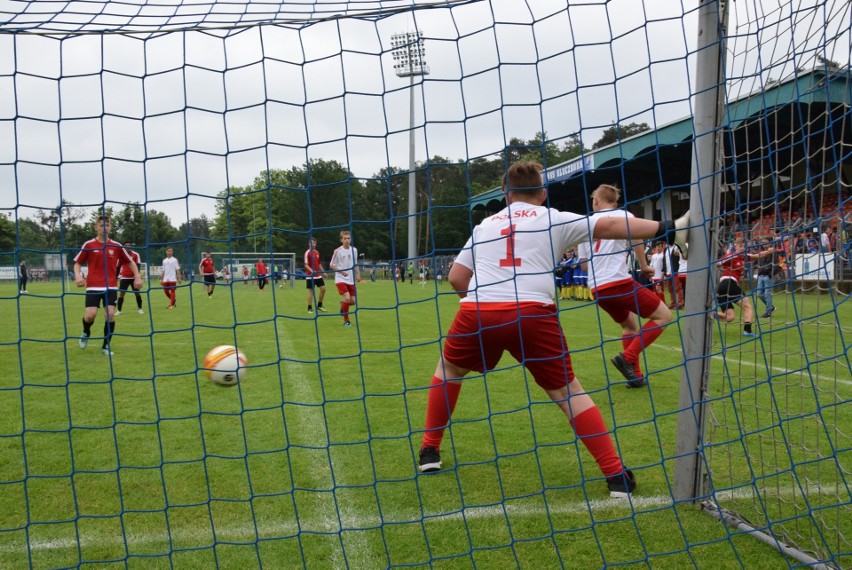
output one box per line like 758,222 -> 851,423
569,407 -> 624,477
341,301 -> 349,319
421,375 -> 462,450
621,333 -> 643,378
624,322 -> 665,367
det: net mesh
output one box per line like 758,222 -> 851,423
1,0 -> 850,567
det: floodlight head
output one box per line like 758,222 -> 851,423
391,30 -> 430,78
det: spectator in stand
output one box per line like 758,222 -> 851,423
821,227 -> 832,253
807,235 -> 820,254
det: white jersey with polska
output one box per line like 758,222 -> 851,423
454,204 -> 596,304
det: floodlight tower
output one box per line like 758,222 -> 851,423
391,30 -> 429,261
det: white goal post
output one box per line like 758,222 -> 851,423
210,252 -> 297,287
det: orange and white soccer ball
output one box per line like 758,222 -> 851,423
203,345 -> 248,387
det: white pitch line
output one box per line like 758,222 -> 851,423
275,324 -> 376,568
4,485 -> 837,554
604,334 -> 852,388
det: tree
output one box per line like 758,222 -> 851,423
112,203 -> 147,246
592,122 -> 651,150
212,159 -> 362,259
145,210 -> 181,262
178,214 -> 212,266
0,213 -> 17,265
32,200 -> 85,251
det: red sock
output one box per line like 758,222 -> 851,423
622,333 -> 643,378
570,407 -> 623,477
341,301 -> 349,320
624,322 -> 665,364
421,376 -> 462,450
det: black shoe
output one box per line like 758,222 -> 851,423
626,377 -> 647,388
606,469 -> 636,498
418,446 -> 442,473
611,353 -> 640,384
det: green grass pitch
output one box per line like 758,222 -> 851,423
1,278 -> 849,568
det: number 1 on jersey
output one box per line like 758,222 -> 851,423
499,224 -> 521,267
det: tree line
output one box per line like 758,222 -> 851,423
3,125 -> 649,269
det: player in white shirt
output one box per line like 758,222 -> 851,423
329,230 -> 360,327
672,243 -> 687,309
577,185 -> 672,387
649,243 -> 666,304
417,161 -> 689,499
160,247 -> 181,309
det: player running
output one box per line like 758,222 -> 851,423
577,184 -> 673,388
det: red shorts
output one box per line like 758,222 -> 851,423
594,279 -> 663,323
335,282 -> 356,296
442,303 -> 575,390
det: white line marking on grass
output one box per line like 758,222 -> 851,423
605,335 -> 852,388
6,485 -> 832,554
276,324 -> 378,568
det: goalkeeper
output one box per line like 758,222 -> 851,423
418,161 -> 688,498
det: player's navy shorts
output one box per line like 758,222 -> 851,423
203,274 -> 216,284
118,277 -> 138,291
716,277 -> 743,311
442,303 -> 575,390
594,279 -> 662,323
336,282 -> 356,296
85,290 -> 118,308
306,277 -> 325,289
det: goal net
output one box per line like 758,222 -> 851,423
1,1 -> 849,568
210,252 -> 297,286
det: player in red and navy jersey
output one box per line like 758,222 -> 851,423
329,230 -> 360,327
577,185 -> 672,388
715,237 -> 755,336
73,216 -> 142,356
116,242 -> 145,315
199,252 -> 216,297
304,237 -> 327,313
417,161 -> 689,498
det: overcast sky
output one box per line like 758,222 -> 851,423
1,0 -> 849,230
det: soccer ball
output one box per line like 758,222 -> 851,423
203,345 -> 248,387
